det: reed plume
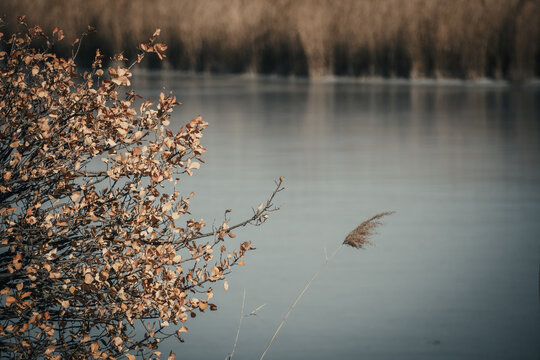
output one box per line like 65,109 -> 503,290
343,211 -> 395,249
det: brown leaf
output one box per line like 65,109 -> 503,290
71,192 -> 82,202
5,296 -> 16,306
13,253 -> 23,270
45,345 -> 55,355
84,273 -> 94,284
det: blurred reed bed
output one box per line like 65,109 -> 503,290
1,0 -> 539,79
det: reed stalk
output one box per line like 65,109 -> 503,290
259,212 -> 394,360
226,289 -> 246,360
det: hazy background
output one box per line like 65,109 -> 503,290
1,0 -> 540,80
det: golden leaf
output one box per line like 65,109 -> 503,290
13,253 -> 23,270
84,273 -> 94,284
45,345 -> 55,355
162,201 -> 173,212
71,192 -> 82,202
223,280 -> 229,291
5,296 -> 16,306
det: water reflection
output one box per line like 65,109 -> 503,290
132,73 -> 540,360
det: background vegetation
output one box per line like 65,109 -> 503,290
1,0 -> 539,80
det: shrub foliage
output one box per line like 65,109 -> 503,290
0,18 -> 282,359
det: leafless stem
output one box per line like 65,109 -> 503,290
226,288 -> 246,360
259,244 -> 343,360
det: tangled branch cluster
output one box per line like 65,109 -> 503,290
0,19 -> 282,359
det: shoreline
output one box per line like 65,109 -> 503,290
131,68 -> 540,88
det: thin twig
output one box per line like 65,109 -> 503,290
71,33 -> 87,61
247,303 -> 266,317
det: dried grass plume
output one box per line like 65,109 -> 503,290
343,212 -> 395,249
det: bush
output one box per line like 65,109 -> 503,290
0,18 -> 282,359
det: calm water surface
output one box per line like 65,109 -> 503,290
133,73 -> 540,360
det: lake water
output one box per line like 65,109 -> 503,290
132,73 -> 540,360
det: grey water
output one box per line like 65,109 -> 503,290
132,73 -> 540,360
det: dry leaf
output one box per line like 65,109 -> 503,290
84,273 -> 94,284
71,192 -> 82,202
5,296 -> 16,306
